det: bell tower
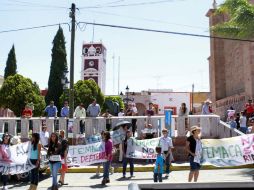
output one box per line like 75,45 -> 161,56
81,42 -> 107,93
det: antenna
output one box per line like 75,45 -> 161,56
112,54 -> 115,95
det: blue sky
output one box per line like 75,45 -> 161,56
0,0 -> 225,95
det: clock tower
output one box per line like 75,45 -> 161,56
81,42 -> 107,93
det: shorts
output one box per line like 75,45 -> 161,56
189,156 -> 201,171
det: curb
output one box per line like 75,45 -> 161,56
46,163 -> 254,174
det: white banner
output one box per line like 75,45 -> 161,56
202,134 -> 254,167
67,141 -> 106,166
0,142 -> 35,175
126,137 -> 160,159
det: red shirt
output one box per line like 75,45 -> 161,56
245,103 -> 254,114
22,108 -> 33,117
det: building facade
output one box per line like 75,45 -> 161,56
206,2 -> 254,120
81,42 -> 107,93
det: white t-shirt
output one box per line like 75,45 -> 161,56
40,131 -> 49,146
159,136 -> 173,152
240,116 -> 247,128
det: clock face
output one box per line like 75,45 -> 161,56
89,61 -> 94,67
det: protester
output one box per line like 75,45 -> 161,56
73,103 -> 86,134
60,101 -> 69,118
22,105 -> 33,118
40,125 -> 49,148
146,103 -> 155,116
101,132 -> 113,185
153,146 -> 164,183
245,99 -> 254,124
47,133 -> 62,190
185,125 -> 202,182
96,131 -> 105,177
229,116 -> 237,129
159,128 -> 173,178
28,133 -> 41,190
178,103 -> 188,117
201,99 -> 212,115
235,112 -> 240,130
58,130 -> 69,186
44,101 -> 58,117
101,109 -> 113,131
239,111 -> 247,134
122,130 -> 134,178
0,134 -> 11,190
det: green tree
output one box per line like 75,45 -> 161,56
0,74 -> 46,116
60,79 -> 105,110
45,26 -> 68,114
4,45 -> 17,79
212,0 -> 254,39
102,96 -> 124,115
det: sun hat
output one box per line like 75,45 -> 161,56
190,125 -> 201,132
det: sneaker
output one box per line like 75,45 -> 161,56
101,179 -> 106,185
122,175 -> 126,178
106,179 -> 110,183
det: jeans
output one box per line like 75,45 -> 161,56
103,161 -> 110,179
50,162 -> 61,186
80,120 -> 85,134
154,173 -> 162,182
0,173 -> 8,186
163,151 -> 170,174
30,159 -> 39,185
122,157 -> 134,177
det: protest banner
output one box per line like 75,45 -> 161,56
202,134 -> 254,167
0,142 -> 35,175
67,141 -> 106,166
126,137 -> 160,159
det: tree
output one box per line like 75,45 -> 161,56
212,0 -> 254,39
102,96 -> 124,115
4,45 -> 17,79
45,26 -> 68,114
0,74 -> 46,116
59,79 -> 105,110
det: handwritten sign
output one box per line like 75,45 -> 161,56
67,142 -> 106,166
202,134 -> 254,166
0,142 -> 35,175
126,137 -> 160,159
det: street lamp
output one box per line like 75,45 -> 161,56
61,70 -> 70,90
120,85 -> 134,105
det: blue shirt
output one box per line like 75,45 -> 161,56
45,105 -> 58,117
30,145 -> 39,159
61,106 -> 69,117
154,154 -> 164,174
87,104 -> 101,117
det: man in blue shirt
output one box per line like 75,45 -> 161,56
87,99 -> 101,117
45,101 -> 58,117
61,101 -> 69,117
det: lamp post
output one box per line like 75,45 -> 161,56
61,71 -> 70,96
191,83 -> 194,114
120,85 -> 134,106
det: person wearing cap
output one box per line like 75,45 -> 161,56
185,125 -> 202,182
122,130 -> 134,178
159,128 -> 173,178
201,99 -> 212,115
40,125 -> 49,147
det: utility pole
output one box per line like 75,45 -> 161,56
69,3 -> 76,118
191,83 -> 194,114
118,56 -> 120,95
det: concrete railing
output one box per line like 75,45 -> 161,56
0,115 -> 243,140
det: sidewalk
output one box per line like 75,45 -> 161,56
5,168 -> 254,190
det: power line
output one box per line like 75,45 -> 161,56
84,9 -> 207,30
79,0 -> 175,9
78,21 -> 254,42
0,23 -> 69,34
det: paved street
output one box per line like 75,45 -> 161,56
2,168 -> 254,190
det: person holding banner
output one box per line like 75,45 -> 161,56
159,128 -> 173,178
47,133 -> 62,190
101,132 -> 113,185
0,133 -> 11,190
185,125 -> 202,182
28,133 -> 41,190
122,130 -> 134,178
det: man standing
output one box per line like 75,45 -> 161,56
40,125 -> 49,147
74,103 -> 86,134
245,99 -> 254,124
44,101 -> 58,117
201,99 -> 212,115
61,101 -> 69,118
159,128 -> 173,178
87,98 -> 101,117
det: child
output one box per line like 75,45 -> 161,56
154,146 -> 164,182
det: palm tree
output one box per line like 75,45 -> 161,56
212,0 -> 254,39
